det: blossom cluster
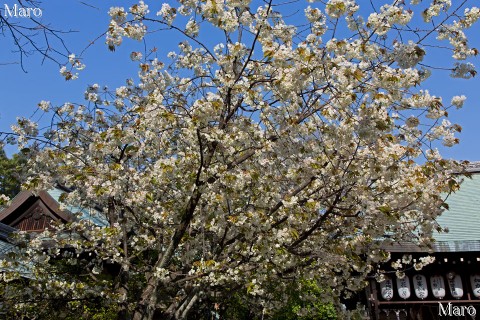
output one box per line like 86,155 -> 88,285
59,53 -> 85,80
367,4 -> 413,35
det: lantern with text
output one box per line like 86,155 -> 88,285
447,273 -> 463,299
380,276 -> 394,301
396,275 -> 411,299
413,274 -> 428,299
470,274 -> 480,298
430,275 -> 446,299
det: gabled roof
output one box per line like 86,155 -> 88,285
0,188 -> 107,231
0,190 -> 73,230
0,188 -> 107,279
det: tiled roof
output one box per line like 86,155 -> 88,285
0,240 -> 14,257
0,222 -> 15,260
0,222 -> 15,242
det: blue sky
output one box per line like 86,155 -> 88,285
0,0 -> 479,161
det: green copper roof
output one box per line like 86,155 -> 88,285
434,171 -> 480,242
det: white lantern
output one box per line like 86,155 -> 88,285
380,276 -> 394,300
470,274 -> 480,298
396,275 -> 411,299
430,275 -> 446,299
447,273 -> 463,299
413,274 -> 428,299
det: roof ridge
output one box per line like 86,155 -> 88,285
464,161 -> 480,173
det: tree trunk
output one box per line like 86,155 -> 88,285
132,278 -> 159,320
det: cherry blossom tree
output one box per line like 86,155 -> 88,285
0,148 -> 27,199
1,0 -> 479,319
